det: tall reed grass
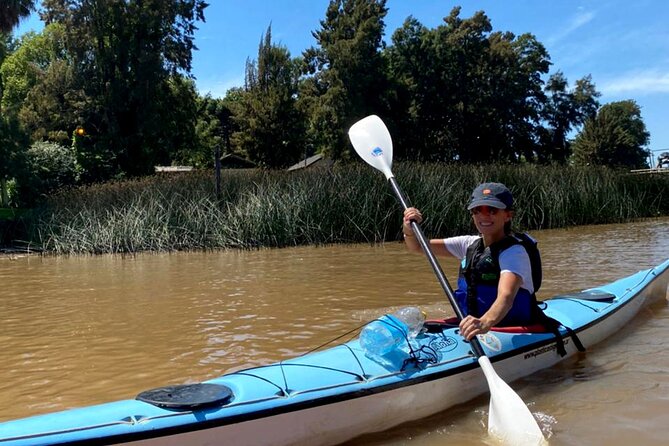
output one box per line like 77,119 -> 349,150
24,164 -> 669,255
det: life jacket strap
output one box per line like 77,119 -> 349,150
534,309 -> 586,357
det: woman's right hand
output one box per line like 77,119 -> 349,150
403,207 -> 423,235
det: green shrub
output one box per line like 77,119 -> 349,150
17,141 -> 79,206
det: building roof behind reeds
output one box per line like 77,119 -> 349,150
155,166 -> 194,173
287,153 -> 333,171
220,153 -> 257,169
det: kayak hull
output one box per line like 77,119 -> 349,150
1,260 -> 668,446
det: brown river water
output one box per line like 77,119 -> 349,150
1,218 -> 668,445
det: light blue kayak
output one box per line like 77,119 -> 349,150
1,259 -> 667,446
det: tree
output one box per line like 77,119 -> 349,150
147,74 -> 200,167
301,0 -> 388,160
386,8 -> 550,163
1,24 -> 76,144
386,16 -> 449,160
539,72 -> 600,163
1,25 -> 68,115
477,31 -> 550,162
18,58 -> 82,145
0,115 -> 29,206
234,26 -> 305,168
435,9 -> 494,163
0,33 -> 12,98
40,0 -> 208,179
16,140 -> 78,206
0,0 -> 36,34
0,28 -> 29,207
191,94 -> 236,168
572,100 -> 650,168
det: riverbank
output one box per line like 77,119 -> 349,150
6,163 -> 669,255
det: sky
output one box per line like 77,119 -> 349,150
14,0 -> 669,161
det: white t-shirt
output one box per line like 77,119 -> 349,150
442,235 -> 534,294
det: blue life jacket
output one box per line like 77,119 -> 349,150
454,233 -> 540,326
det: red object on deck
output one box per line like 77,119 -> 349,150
427,317 -> 548,333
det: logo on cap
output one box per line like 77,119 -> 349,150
483,189 -> 492,195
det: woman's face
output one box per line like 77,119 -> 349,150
470,206 -> 512,237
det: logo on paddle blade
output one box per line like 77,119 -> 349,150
371,147 -> 384,157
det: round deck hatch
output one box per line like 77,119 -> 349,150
136,383 -> 233,409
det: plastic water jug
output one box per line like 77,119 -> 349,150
359,307 -> 425,356
394,306 -> 425,337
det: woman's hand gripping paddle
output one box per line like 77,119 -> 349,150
348,115 -> 546,446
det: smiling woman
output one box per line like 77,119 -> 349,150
402,182 -> 539,335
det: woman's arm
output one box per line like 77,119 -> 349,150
402,207 -> 453,257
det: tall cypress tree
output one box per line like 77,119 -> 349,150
234,26 -> 305,168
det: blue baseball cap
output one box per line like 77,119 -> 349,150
467,183 -> 513,210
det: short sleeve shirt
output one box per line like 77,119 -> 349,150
442,235 -> 534,294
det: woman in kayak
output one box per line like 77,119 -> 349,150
402,182 -> 538,341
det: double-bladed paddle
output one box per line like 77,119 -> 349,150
348,115 -> 546,446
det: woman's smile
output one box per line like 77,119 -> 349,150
470,206 -> 511,241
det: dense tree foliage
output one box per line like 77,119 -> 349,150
38,0 -> 207,179
233,26 -> 305,168
386,8 -> 552,162
0,0 -> 651,209
572,100 -> 650,168
0,114 -> 28,206
0,0 -> 36,34
539,72 -> 600,163
0,31 -> 29,206
0,34 -> 11,96
190,95 -> 234,167
301,0 -> 389,160
17,140 -> 78,205
1,24 -> 74,144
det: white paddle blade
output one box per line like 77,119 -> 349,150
478,357 -> 547,446
348,115 -> 394,179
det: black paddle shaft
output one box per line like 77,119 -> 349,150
388,177 -> 486,358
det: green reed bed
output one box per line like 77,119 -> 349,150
24,164 -> 669,255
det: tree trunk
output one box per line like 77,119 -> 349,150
0,178 -> 8,207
